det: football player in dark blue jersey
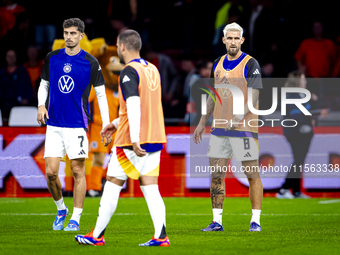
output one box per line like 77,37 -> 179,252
37,18 -> 111,231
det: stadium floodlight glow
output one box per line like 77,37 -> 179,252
201,85 -> 312,116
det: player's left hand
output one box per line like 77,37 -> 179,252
103,136 -> 112,147
225,116 -> 241,131
100,123 -> 116,146
101,123 -> 117,137
133,142 -> 147,157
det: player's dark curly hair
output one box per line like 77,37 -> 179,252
118,30 -> 142,52
63,18 -> 85,33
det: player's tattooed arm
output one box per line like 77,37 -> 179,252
198,95 -> 215,126
243,88 -> 259,118
193,94 -> 215,144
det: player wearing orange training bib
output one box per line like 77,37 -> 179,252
75,30 -> 169,247
193,22 -> 263,233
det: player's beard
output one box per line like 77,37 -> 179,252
65,41 -> 79,49
228,46 -> 239,56
117,50 -> 125,65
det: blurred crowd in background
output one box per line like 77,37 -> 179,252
1,0 -> 340,125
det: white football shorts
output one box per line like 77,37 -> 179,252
44,125 -> 89,159
107,146 -> 161,181
207,134 -> 258,161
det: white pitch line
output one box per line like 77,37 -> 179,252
0,213 -> 92,216
318,199 -> 340,204
0,200 -> 25,204
170,213 -> 340,216
1,213 -> 340,216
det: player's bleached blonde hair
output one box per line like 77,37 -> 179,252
223,22 -> 243,38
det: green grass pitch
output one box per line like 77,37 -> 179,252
0,197 -> 339,255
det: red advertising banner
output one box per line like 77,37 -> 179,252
0,126 -> 339,198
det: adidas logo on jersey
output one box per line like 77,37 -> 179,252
244,152 -> 252,157
140,59 -> 147,65
122,75 -> 130,83
78,150 -> 86,156
253,69 -> 260,75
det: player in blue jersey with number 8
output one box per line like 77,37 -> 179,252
37,18 -> 112,231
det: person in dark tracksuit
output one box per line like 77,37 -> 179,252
277,71 -> 314,199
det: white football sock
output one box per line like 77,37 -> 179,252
70,207 -> 83,224
54,197 -> 66,211
251,209 -> 261,225
93,181 -> 122,238
140,185 -> 166,239
212,208 -> 223,225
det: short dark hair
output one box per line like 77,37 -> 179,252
196,59 -> 211,70
63,18 -> 85,33
118,30 -> 142,52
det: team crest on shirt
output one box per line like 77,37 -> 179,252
215,70 -> 221,79
145,67 -> 158,91
219,87 -> 232,99
63,63 -> 72,73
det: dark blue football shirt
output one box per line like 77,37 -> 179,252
41,48 -> 105,129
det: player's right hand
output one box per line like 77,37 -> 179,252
37,105 -> 49,125
100,123 -> 117,143
193,124 -> 205,144
133,142 -> 147,157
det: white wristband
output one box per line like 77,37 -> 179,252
126,96 -> 141,143
235,115 -> 244,120
112,118 -> 120,129
94,85 -> 110,128
38,79 -> 49,107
